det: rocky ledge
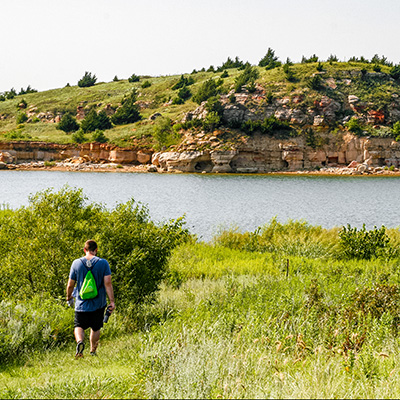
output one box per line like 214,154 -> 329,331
2,131 -> 400,175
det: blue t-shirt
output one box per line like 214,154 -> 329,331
69,256 -> 111,312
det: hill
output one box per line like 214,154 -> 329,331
2,58 -> 400,173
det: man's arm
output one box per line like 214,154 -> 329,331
104,275 -> 115,312
66,278 -> 75,301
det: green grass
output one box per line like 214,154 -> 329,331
3,218 -> 400,398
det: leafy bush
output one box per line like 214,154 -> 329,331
0,187 -> 189,311
111,89 -> 142,125
141,80 -> 152,88
220,70 -> 229,78
16,112 -> 28,124
78,71 -> 97,87
17,98 -> 27,109
153,117 -> 179,149
57,113 -> 80,133
203,111 -> 221,132
80,109 -> 112,133
346,117 -> 364,136
176,85 -> 192,102
171,75 -> 194,90
128,74 -> 140,83
241,116 -> 292,136
205,96 -> 223,115
91,129 -> 108,143
339,224 -> 392,260
234,65 -> 259,92
283,63 -> 295,81
306,74 -> 323,90
390,64 -> 400,80
71,129 -> 86,143
193,79 -> 220,104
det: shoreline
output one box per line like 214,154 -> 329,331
2,160 -> 400,176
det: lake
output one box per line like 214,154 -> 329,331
1,170 -> 400,241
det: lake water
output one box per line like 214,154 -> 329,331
1,170 -> 400,241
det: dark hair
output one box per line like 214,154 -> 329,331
84,240 -> 97,252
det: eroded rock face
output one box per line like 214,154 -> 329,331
3,132 -> 400,173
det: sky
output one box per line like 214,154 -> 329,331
1,0 -> 400,92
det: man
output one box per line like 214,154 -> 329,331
66,239 -> 115,358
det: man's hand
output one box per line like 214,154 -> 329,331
67,298 -> 74,307
108,301 -> 115,312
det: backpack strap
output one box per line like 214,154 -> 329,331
80,257 -> 99,271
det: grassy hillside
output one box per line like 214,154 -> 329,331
1,60 -> 399,149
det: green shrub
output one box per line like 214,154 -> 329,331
78,71 -> 97,87
306,74 -> 323,90
141,80 -> 152,88
390,64 -> 400,80
217,56 -> 245,71
153,117 -> 178,149
193,79 -> 220,104
80,109 -> 112,133
203,111 -> 221,132
128,74 -> 140,83
220,70 -> 229,78
316,62 -> 324,72
241,116 -> 292,136
205,96 -> 223,115
71,129 -> 86,143
111,89 -> 142,125
0,187 -> 189,311
283,63 -> 295,81
57,113 -> 80,133
16,112 -> 28,124
301,54 -> 319,63
171,75 -> 194,90
373,64 -> 382,72
113,75 -> 119,82
346,117 -> 364,136
177,85 -> 192,101
234,65 -> 259,92
339,224 -> 392,260
17,98 -> 27,109
258,47 -> 281,70
91,129 -> 108,143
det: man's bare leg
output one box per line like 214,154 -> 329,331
90,329 -> 101,354
74,327 -> 85,358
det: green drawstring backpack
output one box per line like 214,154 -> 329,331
79,258 -> 98,300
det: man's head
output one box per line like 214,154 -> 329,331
84,239 -> 98,254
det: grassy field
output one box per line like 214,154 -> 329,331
2,218 -> 400,399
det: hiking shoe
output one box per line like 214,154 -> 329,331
75,341 -> 85,359
90,351 -> 97,356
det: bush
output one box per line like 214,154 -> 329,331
390,65 -> 400,80
306,74 -> 323,90
111,90 -> 142,125
153,117 -> 177,149
71,129 -> 86,143
80,109 -> 112,133
258,48 -> 281,70
141,80 -> 151,89
283,63 -> 295,82
128,74 -> 140,83
78,71 -> 97,87
17,98 -> 27,109
16,112 -> 28,124
91,129 -> 108,143
234,65 -> 259,92
113,75 -> 119,82
220,70 -> 229,78
0,187 -> 189,310
217,56 -> 245,71
172,75 -> 194,90
205,96 -> 223,115
346,117 -> 364,136
339,224 -> 392,260
57,113 -> 80,133
177,85 -> 192,101
193,79 -> 220,104
203,111 -> 221,132
241,116 -> 292,136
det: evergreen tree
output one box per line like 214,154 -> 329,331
97,110 -> 112,130
258,48 -> 281,69
78,72 -> 97,87
111,90 -> 142,125
57,113 -> 80,133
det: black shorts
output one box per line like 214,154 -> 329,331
74,307 -> 106,331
